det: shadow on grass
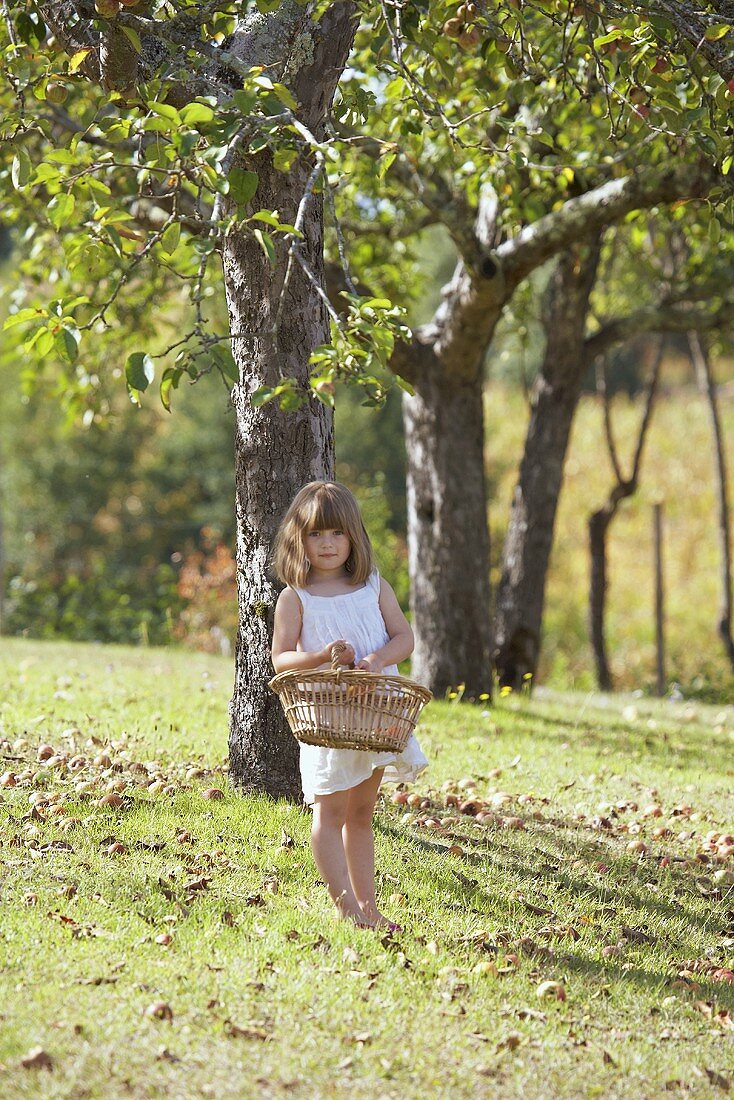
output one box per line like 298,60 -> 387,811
492,702 -> 732,772
375,813 -> 734,1012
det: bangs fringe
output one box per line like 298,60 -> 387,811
302,493 -> 350,534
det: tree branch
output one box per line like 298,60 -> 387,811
497,160 -> 725,296
586,295 -> 734,359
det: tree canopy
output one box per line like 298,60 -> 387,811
2,1 -> 732,417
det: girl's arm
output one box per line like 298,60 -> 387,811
271,588 -> 354,673
356,579 -> 414,674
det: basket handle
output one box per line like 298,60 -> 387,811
330,642 -> 355,671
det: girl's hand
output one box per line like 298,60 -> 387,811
356,654 -> 383,674
327,640 -> 355,668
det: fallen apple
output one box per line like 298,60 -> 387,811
536,980 -> 566,1001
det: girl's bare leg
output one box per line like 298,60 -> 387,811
343,768 -> 393,927
311,790 -> 374,926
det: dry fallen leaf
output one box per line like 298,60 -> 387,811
704,1068 -> 730,1091
496,1032 -> 523,1052
225,1021 -> 270,1040
20,1047 -> 53,1071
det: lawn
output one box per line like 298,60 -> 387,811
1,638 -> 733,1099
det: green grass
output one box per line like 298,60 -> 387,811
1,638 -> 733,1099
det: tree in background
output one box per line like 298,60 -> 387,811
589,336 -> 664,691
688,331 -> 734,672
495,207 -> 734,691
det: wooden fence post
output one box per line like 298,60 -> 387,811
654,501 -> 665,696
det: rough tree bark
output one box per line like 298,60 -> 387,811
493,238 -> 601,690
688,331 -> 734,671
588,339 -> 663,690
226,2 -> 358,799
226,168 -> 335,801
403,356 -> 493,696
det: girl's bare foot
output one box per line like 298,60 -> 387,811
358,903 -> 401,931
335,899 -> 376,928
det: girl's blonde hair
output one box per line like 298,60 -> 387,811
273,481 -> 374,588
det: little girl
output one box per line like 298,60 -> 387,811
271,481 -> 428,929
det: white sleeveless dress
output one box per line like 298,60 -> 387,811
294,569 -> 428,805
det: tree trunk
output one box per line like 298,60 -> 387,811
689,331 -> 734,670
493,240 -> 600,690
223,0 -> 357,800
225,160 -> 334,800
403,364 -> 493,697
588,339 -> 662,690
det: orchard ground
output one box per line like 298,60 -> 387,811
1,638 -> 733,1099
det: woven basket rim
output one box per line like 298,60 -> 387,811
269,668 -> 432,703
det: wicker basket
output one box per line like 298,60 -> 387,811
269,668 -> 432,752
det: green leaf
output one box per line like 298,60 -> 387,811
361,297 -> 392,309
220,358 -> 239,384
250,386 -> 275,406
273,147 -> 298,173
705,23 -> 731,41
80,176 -> 112,199
34,329 -> 55,357
48,192 -> 76,230
159,366 -> 183,412
4,307 -> 45,330
271,82 -> 298,111
394,375 -> 415,396
68,49 -> 90,72
142,117 -> 175,134
278,391 -> 304,411
180,102 -> 215,127
126,352 -> 155,392
233,90 -> 257,115
148,101 -> 181,123
228,168 -> 259,207
31,163 -> 61,186
160,222 -> 181,255
211,346 -> 239,384
253,228 -> 276,266
11,149 -> 31,189
250,210 -> 281,227
55,326 -> 79,364
377,152 -> 395,179
722,155 -> 733,176
45,149 -> 77,165
594,30 -> 628,47
120,24 -> 142,53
